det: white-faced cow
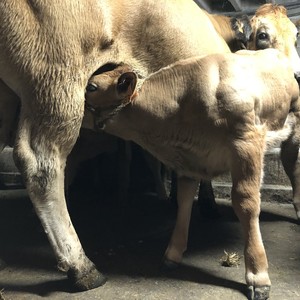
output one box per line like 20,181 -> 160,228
0,1 -> 299,300
198,4 -> 300,220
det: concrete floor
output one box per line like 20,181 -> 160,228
0,188 -> 299,300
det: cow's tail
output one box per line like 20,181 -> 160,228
265,113 -> 296,152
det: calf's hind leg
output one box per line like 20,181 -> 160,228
231,130 -> 270,300
13,104 -> 105,291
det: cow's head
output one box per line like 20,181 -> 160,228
85,64 -> 137,111
234,4 -> 300,81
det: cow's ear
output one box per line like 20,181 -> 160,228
116,72 -> 137,101
231,15 -> 253,50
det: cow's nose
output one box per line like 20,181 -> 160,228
294,72 -> 300,84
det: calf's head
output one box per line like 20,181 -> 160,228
85,65 -> 138,111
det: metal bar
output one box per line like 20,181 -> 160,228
229,0 -> 243,11
193,0 -> 211,13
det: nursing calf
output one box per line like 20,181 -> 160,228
85,49 -> 300,300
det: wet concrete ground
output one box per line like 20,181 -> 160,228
0,187 -> 299,300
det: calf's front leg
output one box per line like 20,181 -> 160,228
231,132 -> 271,300
163,176 -> 198,266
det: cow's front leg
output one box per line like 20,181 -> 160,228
280,135 -> 300,220
0,80 -> 19,150
231,133 -> 271,300
163,176 -> 198,267
13,109 -> 106,291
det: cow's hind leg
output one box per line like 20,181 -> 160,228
163,176 -> 198,268
14,108 -> 106,290
231,130 -> 271,300
198,179 -> 220,218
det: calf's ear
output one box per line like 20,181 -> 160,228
117,72 -> 137,100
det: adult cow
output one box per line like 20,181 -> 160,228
0,0 -> 240,292
0,1 -> 298,299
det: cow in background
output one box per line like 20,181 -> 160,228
198,4 -> 300,220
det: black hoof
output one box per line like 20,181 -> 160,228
160,258 -> 180,272
247,285 -> 270,300
68,265 -> 107,291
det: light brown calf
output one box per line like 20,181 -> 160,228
85,49 -> 300,300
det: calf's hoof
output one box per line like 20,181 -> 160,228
160,258 -> 180,272
247,285 -> 270,300
68,265 -> 107,291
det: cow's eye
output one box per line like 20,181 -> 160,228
86,83 -> 98,92
258,32 -> 269,40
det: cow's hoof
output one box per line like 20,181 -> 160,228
0,258 -> 6,271
68,265 -> 107,291
160,258 -> 180,272
247,285 -> 270,300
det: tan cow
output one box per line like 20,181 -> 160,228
249,4 -> 300,219
85,49 -> 300,300
240,5 -> 300,220
0,1 -> 298,298
0,0 -> 242,292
